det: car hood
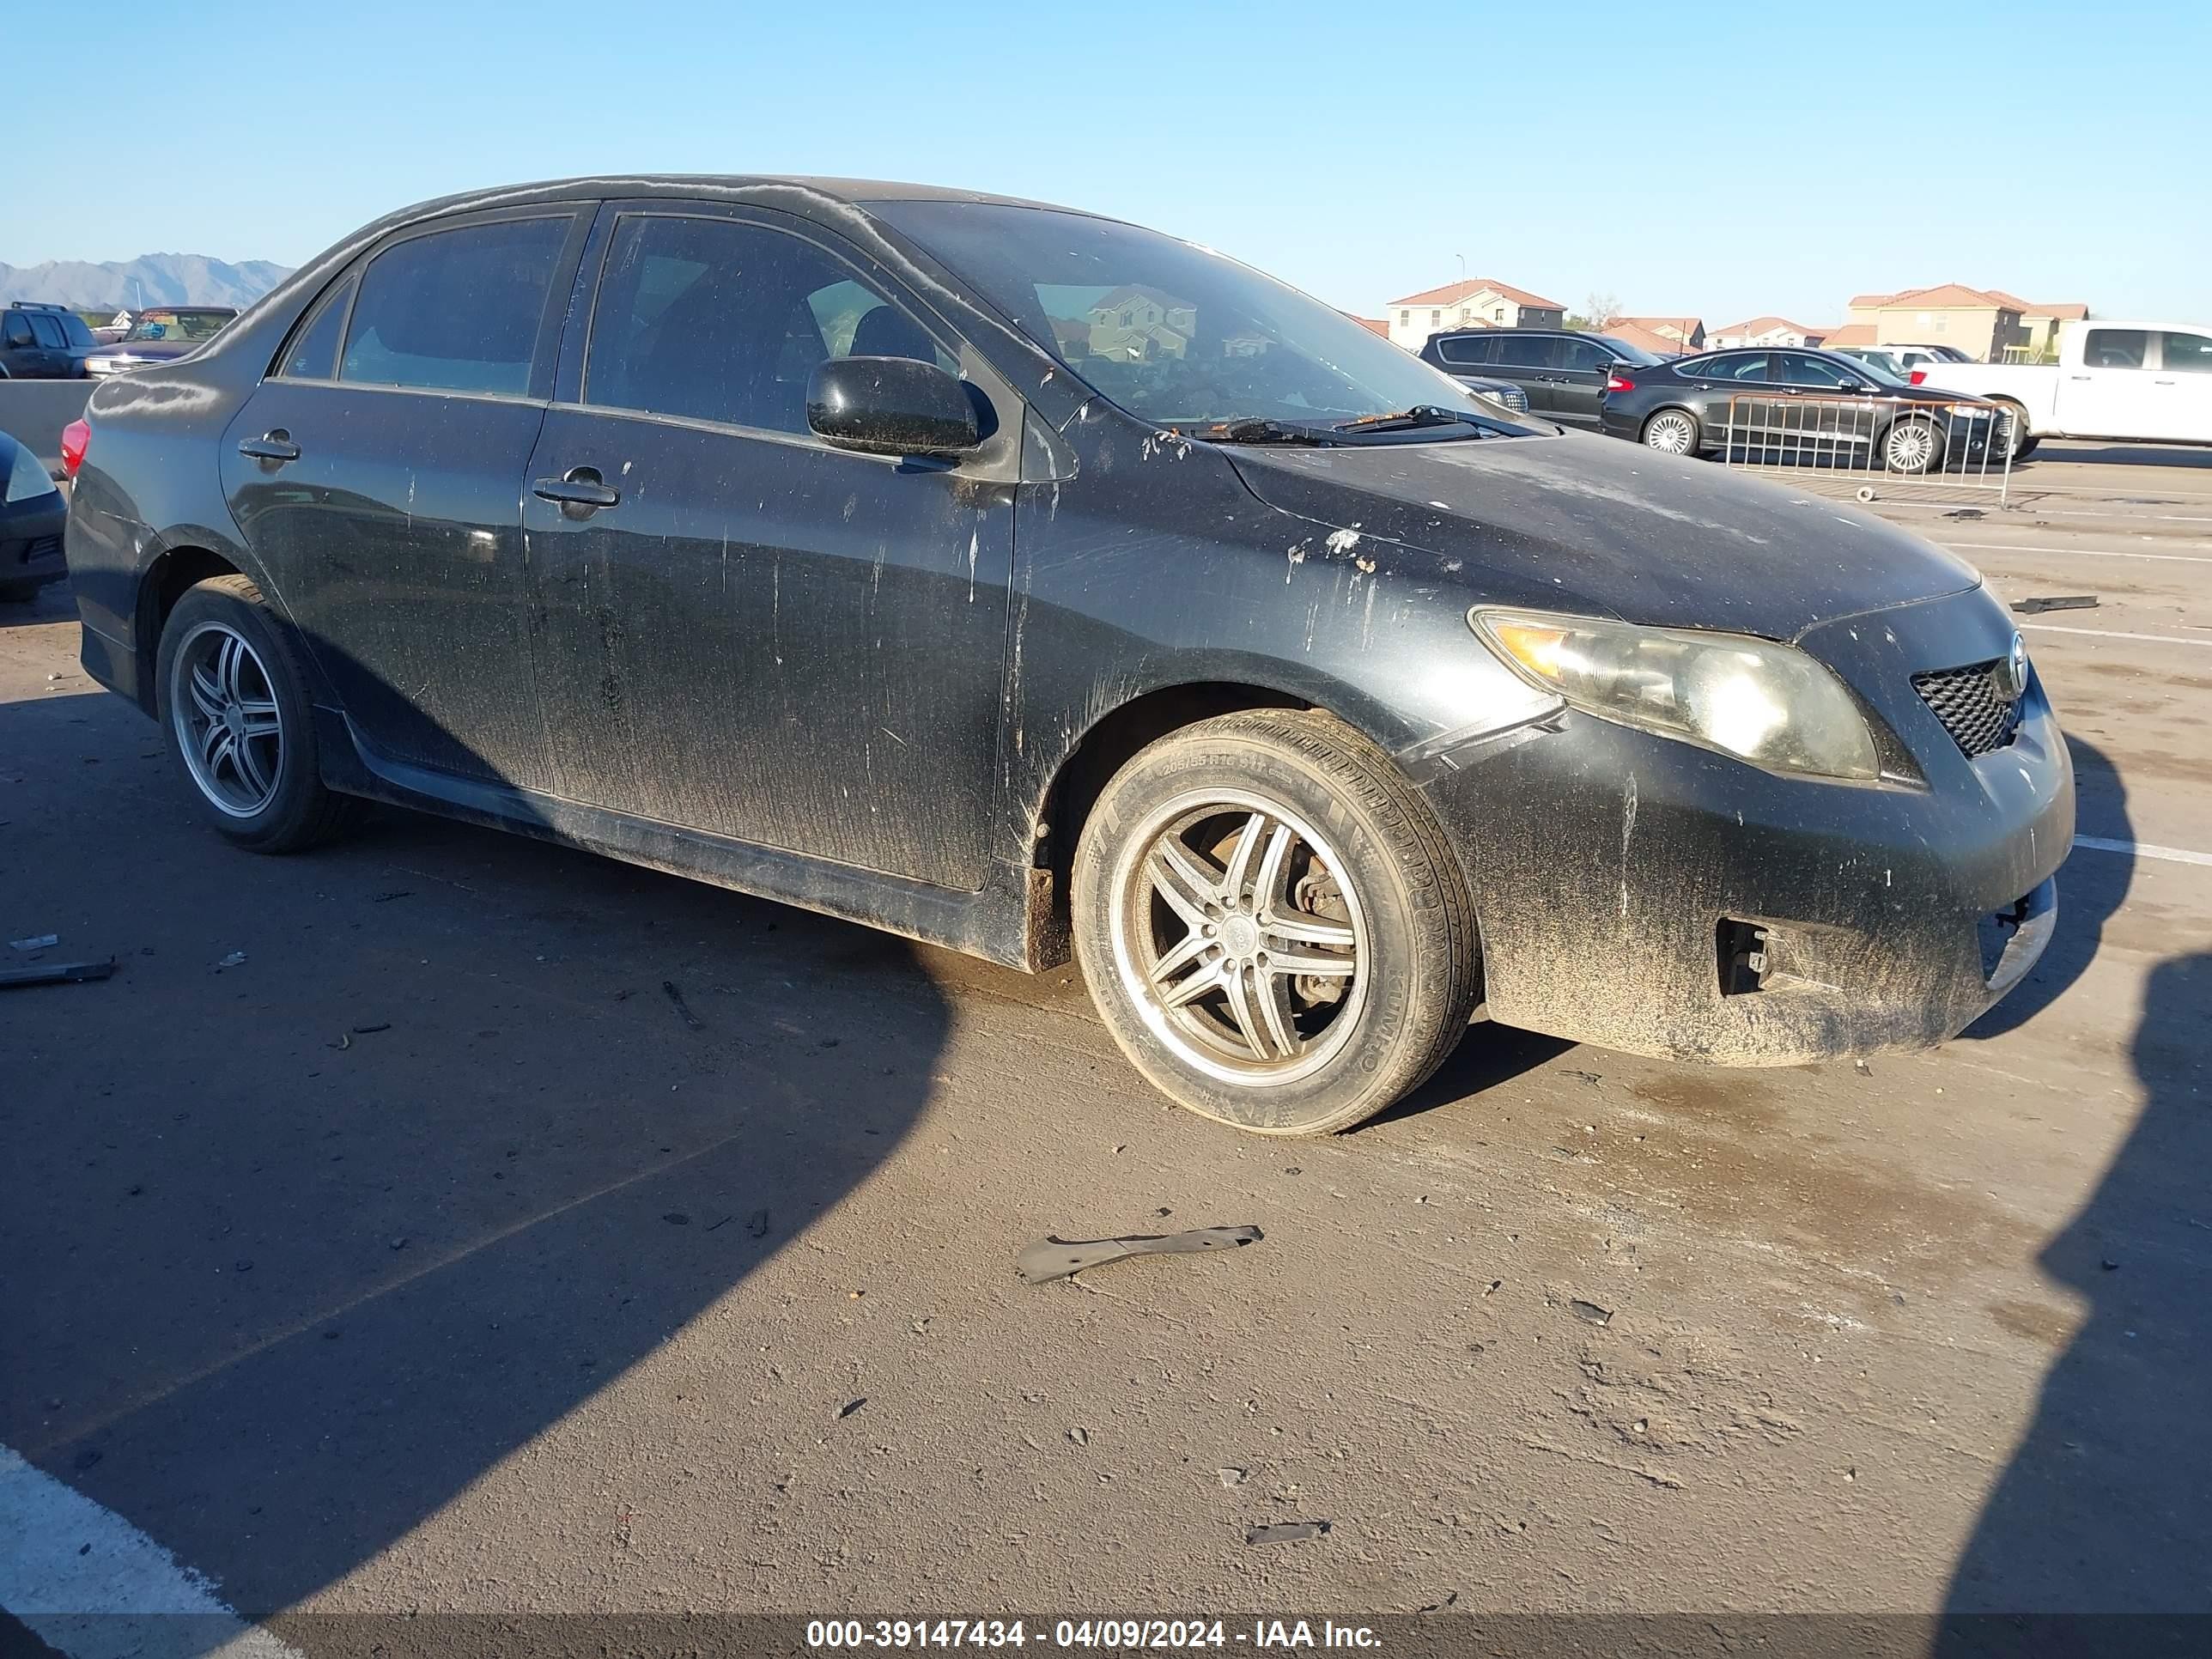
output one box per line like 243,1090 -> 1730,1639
92,341 -> 201,362
1224,429 -> 1982,640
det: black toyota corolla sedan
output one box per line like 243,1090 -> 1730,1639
1600,346 -> 2002,473
61,176 -> 2072,1136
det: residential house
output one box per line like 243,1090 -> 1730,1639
1385,279 -> 1566,350
1986,291 -> 2088,360
1707,316 -> 1827,350
1086,284 -> 1195,362
1352,316 -> 1393,338
1843,285 -> 2032,362
1601,316 -> 1705,356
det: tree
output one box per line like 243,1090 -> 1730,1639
1582,291 -> 1622,330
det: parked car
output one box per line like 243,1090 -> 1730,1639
63,176 -> 2070,1136
0,301 -> 98,379
1829,345 -> 1911,378
1600,347 -> 2002,473
1420,328 -> 1665,429
83,307 -> 238,377
1897,320 -> 2212,460
1,429 -> 69,602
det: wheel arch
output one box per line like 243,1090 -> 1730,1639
134,543 -> 246,716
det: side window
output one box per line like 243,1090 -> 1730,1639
2083,328 -> 2148,370
1492,335 -> 1560,369
0,313 -> 32,348
1560,338 -> 1610,374
2159,331 -> 2212,374
60,313 -> 95,349
28,314 -> 67,349
583,214 -> 952,435
277,275 -> 357,380
340,216 -> 569,396
1439,336 -> 1493,366
1776,352 -> 1854,388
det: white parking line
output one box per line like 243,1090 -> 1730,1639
1944,540 -> 2212,565
2075,836 -> 2212,868
0,1446 -> 301,1659
2020,623 -> 2212,648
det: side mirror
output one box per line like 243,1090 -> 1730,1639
807,356 -> 981,458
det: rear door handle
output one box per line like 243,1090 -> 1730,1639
237,431 -> 300,462
532,466 -> 621,513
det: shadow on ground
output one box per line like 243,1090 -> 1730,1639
0,682 -> 950,1618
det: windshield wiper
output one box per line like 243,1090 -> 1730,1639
1177,417 -> 1341,447
1334,405 -> 1491,435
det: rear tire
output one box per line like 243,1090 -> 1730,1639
155,573 -> 361,853
1072,709 -> 1481,1136
1641,408 -> 1701,456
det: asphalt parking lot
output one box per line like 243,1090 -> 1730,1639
3,441 -> 2208,1640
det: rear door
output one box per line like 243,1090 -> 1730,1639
222,208 -> 588,790
2058,326 -> 2154,437
1552,336 -> 1615,428
517,202 -> 1019,890
1773,350 -> 1882,459
2152,330 -> 2212,442
1489,333 -> 1563,415
1683,352 -> 1782,449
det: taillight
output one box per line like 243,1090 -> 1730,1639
1605,374 -> 1635,393
60,419 -> 90,478
1908,369 -> 1927,386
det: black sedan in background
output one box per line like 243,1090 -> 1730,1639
1600,347 -> 2001,474
64,176 -> 2069,1139
2,430 -> 69,602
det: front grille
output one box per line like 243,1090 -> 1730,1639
1496,386 -> 1529,410
1913,659 -> 2022,757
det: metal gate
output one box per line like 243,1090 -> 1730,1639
1719,392 -> 2015,507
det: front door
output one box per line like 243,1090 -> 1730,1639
2150,330 -> 2212,443
1488,333 -> 1562,416
222,210 -> 586,790
1772,349 -> 1884,463
519,206 -> 1016,891
1552,336 -> 1614,428
2059,326 -> 2158,440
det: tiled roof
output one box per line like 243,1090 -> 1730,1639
1389,277 -> 1566,310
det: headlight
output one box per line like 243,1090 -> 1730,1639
3,442 -> 57,504
1470,608 -> 1881,781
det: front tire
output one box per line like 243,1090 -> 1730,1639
1996,401 -> 2039,463
1072,710 -> 1481,1136
1641,408 -> 1701,456
1881,416 -> 1944,475
155,573 -> 360,853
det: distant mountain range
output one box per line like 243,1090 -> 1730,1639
0,252 -> 292,312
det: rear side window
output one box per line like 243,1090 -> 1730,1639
1775,352 -> 1856,388
1492,335 -> 1560,369
1559,338 -> 1611,374
583,214 -> 951,434
340,217 -> 568,396
2083,328 -> 2148,370
1437,335 -> 1494,366
60,313 -> 94,348
2159,331 -> 2212,374
28,314 -> 66,349
278,275 -> 357,380
1690,353 -> 1773,382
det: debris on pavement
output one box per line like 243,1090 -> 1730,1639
1067,1426 -> 1090,1447
1244,1520 -> 1330,1546
1218,1467 -> 1249,1488
1570,1298 -> 1614,1326
663,1212 -> 690,1225
1016,1224 -> 1263,1285
661,979 -> 703,1030
2009,595 -> 2099,615
839,1398 -> 866,1419
350,1022 -> 392,1035
1,957 -> 115,990
216,951 -> 247,969
9,933 -> 59,951
746,1208 -> 771,1238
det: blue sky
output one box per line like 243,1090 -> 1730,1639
14,0 -> 2207,327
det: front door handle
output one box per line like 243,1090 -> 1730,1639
532,466 -> 621,515
237,430 -> 300,463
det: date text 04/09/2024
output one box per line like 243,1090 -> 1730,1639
804,1620 -> 1383,1649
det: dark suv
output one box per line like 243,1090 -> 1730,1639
0,301 -> 96,378
1420,328 -> 1663,430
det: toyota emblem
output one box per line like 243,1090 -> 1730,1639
1993,633 -> 2030,703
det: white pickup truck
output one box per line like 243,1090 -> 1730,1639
1917,320 -> 2212,459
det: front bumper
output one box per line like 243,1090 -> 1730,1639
1413,589 -> 2074,1066
0,489 -> 68,590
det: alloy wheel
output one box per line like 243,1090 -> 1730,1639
1644,412 -> 1695,453
1108,788 -> 1370,1086
171,622 -> 284,818
1886,421 -> 1938,473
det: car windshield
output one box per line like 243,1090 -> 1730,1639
870,201 -> 1525,435
125,311 -> 229,343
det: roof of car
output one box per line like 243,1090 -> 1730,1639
401,175 -> 1092,219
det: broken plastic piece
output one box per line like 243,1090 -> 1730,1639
0,958 -> 114,990
2009,595 -> 2098,615
1016,1224 -> 1262,1285
9,934 -> 59,951
1244,1520 -> 1330,1546
661,980 -> 703,1030
1571,1298 -> 1613,1326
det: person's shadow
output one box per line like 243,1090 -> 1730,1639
1942,734 -> 2212,1644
